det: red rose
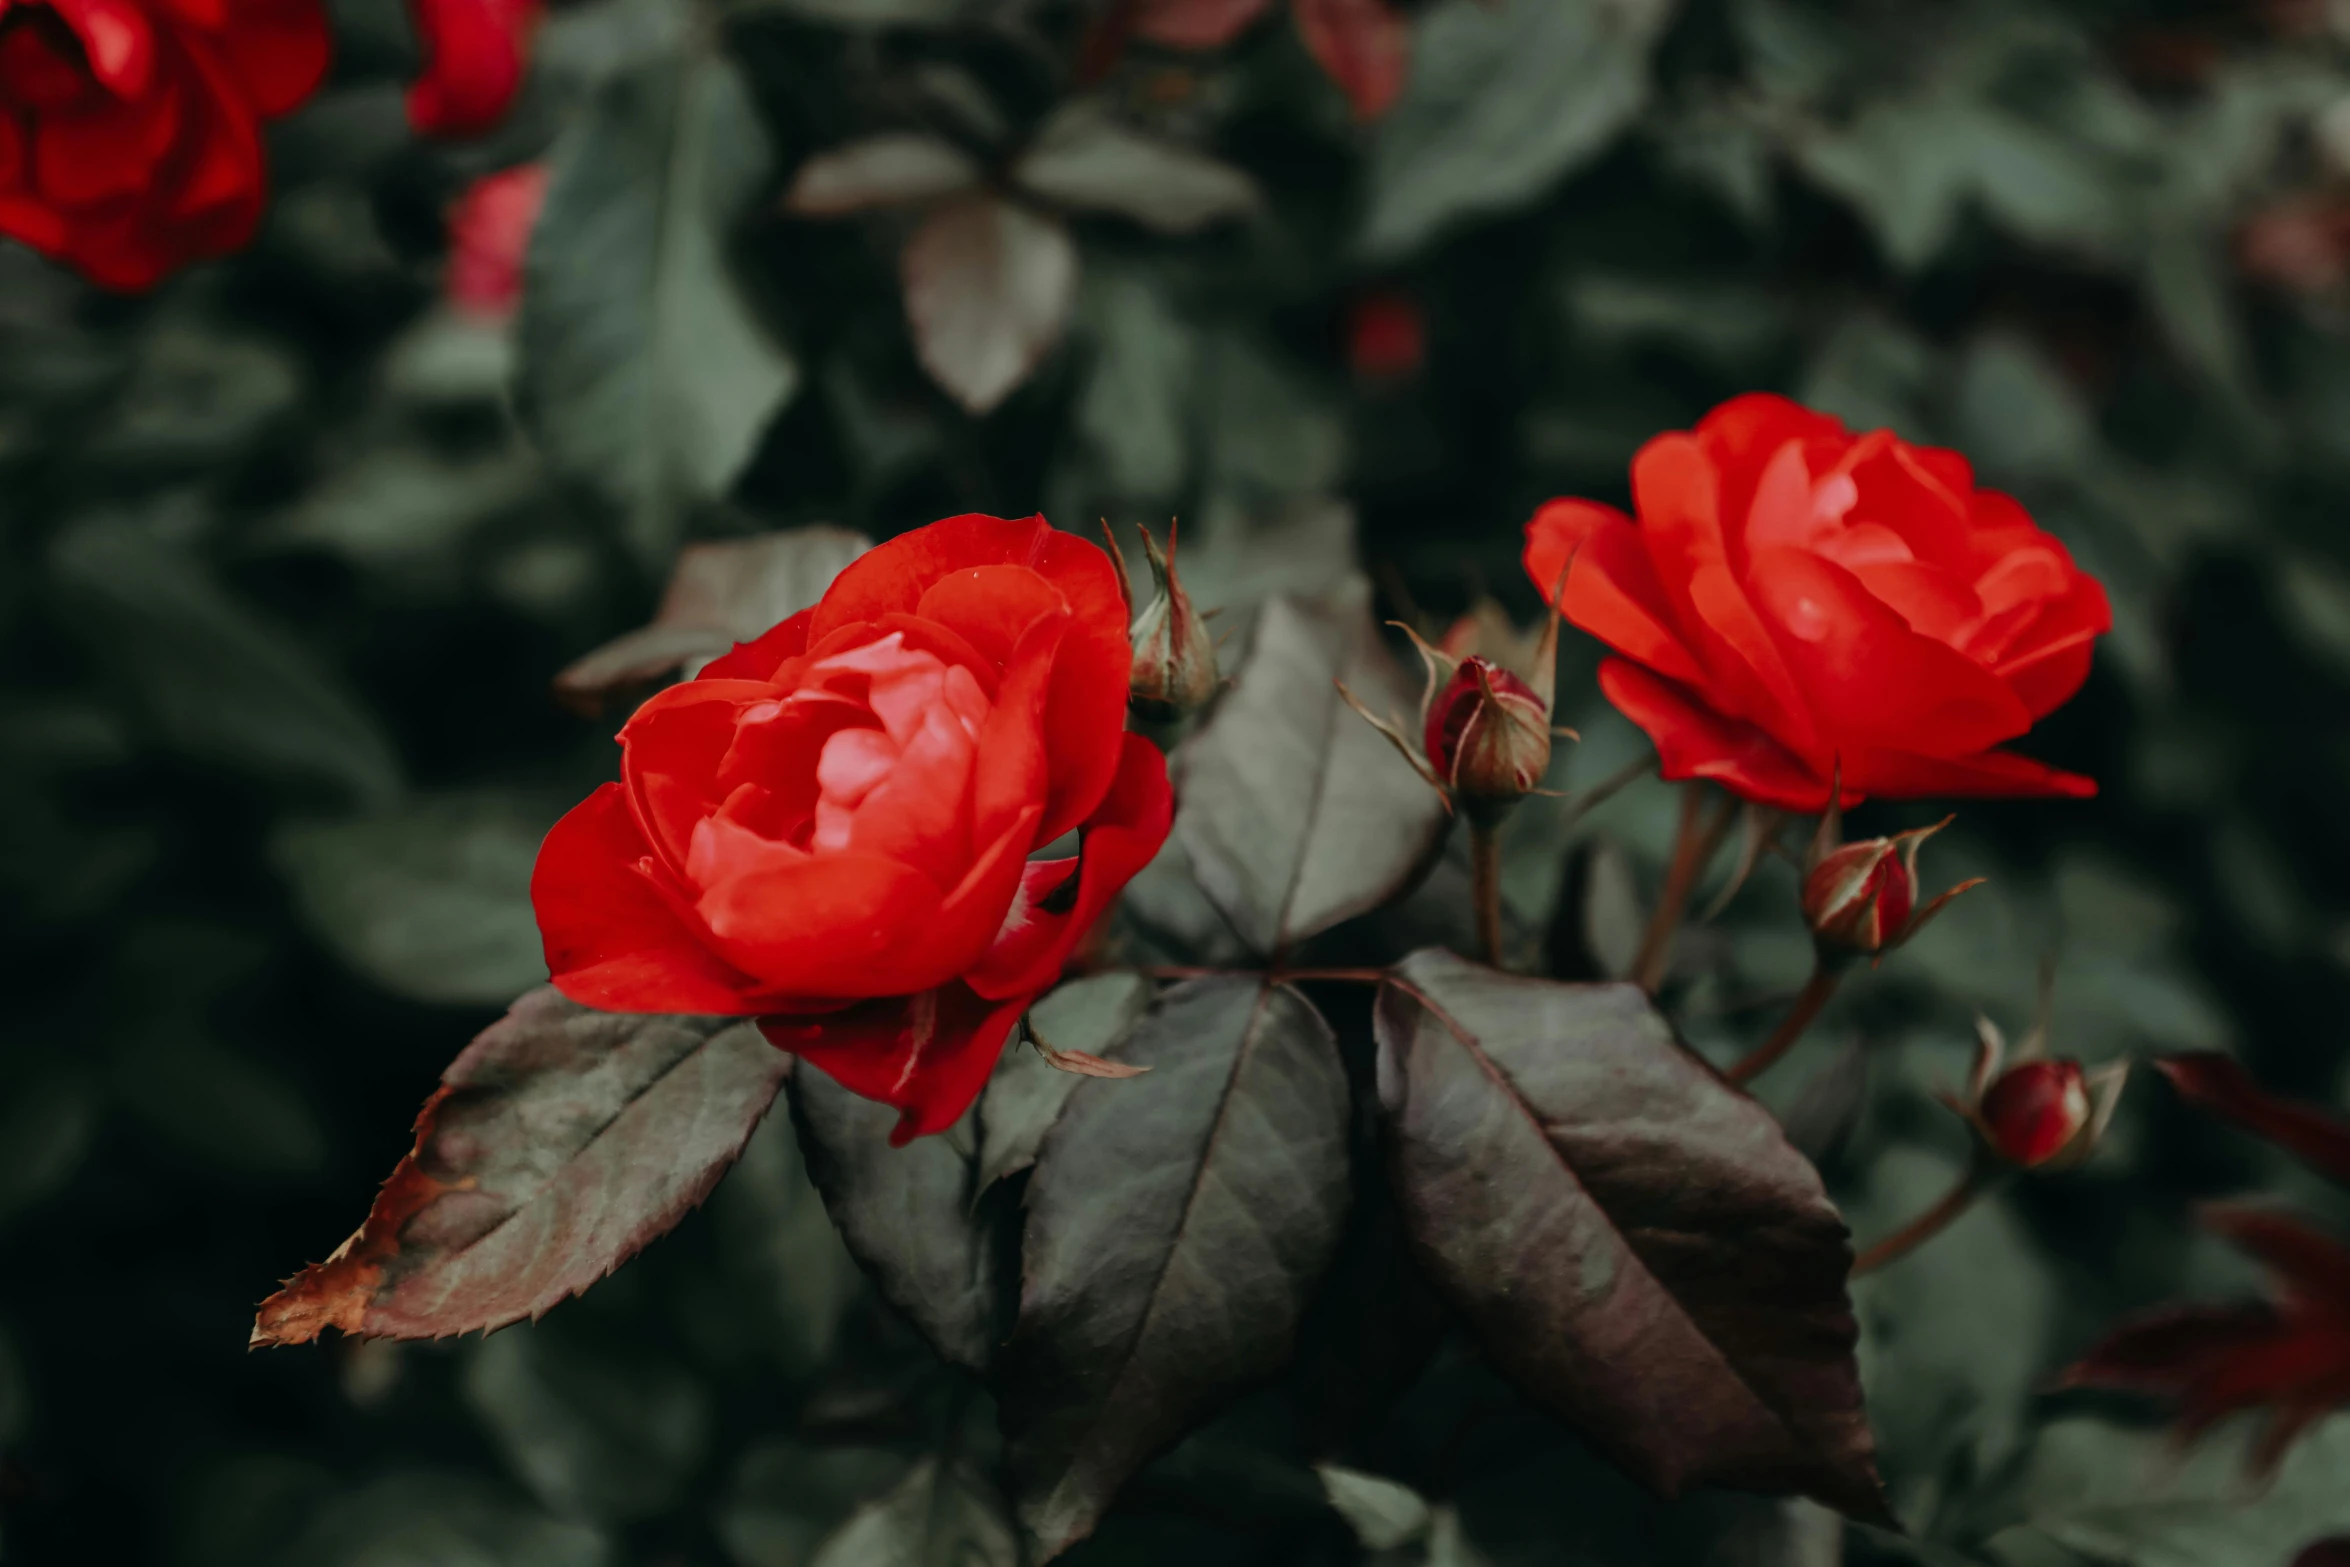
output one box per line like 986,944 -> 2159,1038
445,160 -> 544,318
0,0 -> 328,289
404,0 -> 535,137
1524,394 -> 2111,810
531,514 -> 1172,1143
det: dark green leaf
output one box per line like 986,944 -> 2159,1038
1374,950 -> 1886,1519
789,1064 -> 1007,1372
1174,581 -> 1449,957
462,1323 -> 711,1524
271,791 -> 556,1008
975,973 -> 1154,1191
785,133 -> 981,215
252,991 -> 791,1344
808,1459 -> 1019,1567
709,1108 -> 864,1377
518,46 -> 798,564
1361,0 -> 1676,259
996,977 -> 1351,1559
50,516 -> 401,807
1011,103 -> 1261,236
277,1472 -> 612,1567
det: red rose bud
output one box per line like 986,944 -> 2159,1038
1948,1009 -> 2128,1171
1125,522 -> 1218,724
1424,657 -> 1550,822
1980,1059 -> 2092,1167
1800,796 -> 1980,966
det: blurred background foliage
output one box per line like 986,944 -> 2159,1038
8,0 -> 2350,1561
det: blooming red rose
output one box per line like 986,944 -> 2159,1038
1524,394 -> 2111,810
445,160 -> 543,318
0,0 -> 328,289
531,514 -> 1172,1143
404,0 -> 534,137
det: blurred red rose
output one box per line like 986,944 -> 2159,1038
1524,393 -> 2110,810
405,0 -> 535,136
1347,288 -> 1424,382
445,160 -> 543,317
531,514 -> 1172,1143
0,0 -> 328,288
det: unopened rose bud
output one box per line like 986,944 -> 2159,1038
1424,657 -> 1551,824
1979,1059 -> 2093,1167
1946,1004 -> 2128,1171
1125,523 -> 1218,724
1801,802 -> 1980,968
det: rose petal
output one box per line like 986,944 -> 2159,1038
217,0 -> 331,116
1523,497 -> 1704,687
764,982 -> 1030,1145
696,608 -> 813,684
532,782 -> 772,1013
967,732 -> 1173,1000
1597,658 -> 1835,811
1841,743 -> 2097,800
1744,546 -> 2032,759
405,0 -> 534,137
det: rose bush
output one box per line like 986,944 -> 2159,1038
1524,394 -> 2112,810
530,513 -> 1172,1142
0,0 -> 328,288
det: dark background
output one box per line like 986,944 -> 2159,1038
6,0 -> 2350,1562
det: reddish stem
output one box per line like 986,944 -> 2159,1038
1470,821 -> 1504,969
1631,785 -> 1735,994
1725,964 -> 1841,1087
1851,1168 -> 1984,1277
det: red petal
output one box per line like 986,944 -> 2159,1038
1632,433 -> 1825,762
765,982 -> 1030,1144
1523,497 -> 1704,687
405,0 -> 534,137
36,76 -> 180,205
696,608 -> 814,683
1836,743 -> 2097,801
218,0 -> 331,117
967,732 -> 1173,1000
1132,0 -> 1276,48
967,601 -> 1068,851
531,782 -> 771,1014
1596,658 -> 1835,812
1742,546 -> 2033,759
812,515 -> 1129,842
618,677 -> 778,880
51,0 -> 156,97
1293,0 -> 1409,121
2158,1055 -> 2350,1187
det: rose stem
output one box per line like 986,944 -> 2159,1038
1470,820 -> 1504,969
1725,964 -> 1841,1087
1631,784 -> 1736,994
1851,1166 -> 1988,1277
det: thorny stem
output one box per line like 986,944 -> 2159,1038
1631,784 -> 1736,994
1725,963 -> 1842,1087
1851,1165 -> 1989,1277
1470,820 -> 1504,969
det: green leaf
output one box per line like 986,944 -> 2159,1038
789,1063 -> 1007,1372
1012,103 -> 1262,236
975,972 -> 1153,1192
49,516 -> 402,808
1373,950 -> 1886,1519
113,1032 -> 328,1179
785,133 -> 982,215
997,978 -> 1351,1558
807,1459 -> 1019,1567
518,44 -> 799,565
1173,581 -> 1448,957
901,194 -> 1078,415
1985,1416 -> 2350,1567
1317,1465 -> 1433,1551
1360,0 -> 1676,260
271,791 -> 556,1008
1076,267 -> 1197,501
278,1472 -> 612,1567
708,1107 -> 864,1378
252,992 -> 792,1344
463,1323 -> 711,1524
